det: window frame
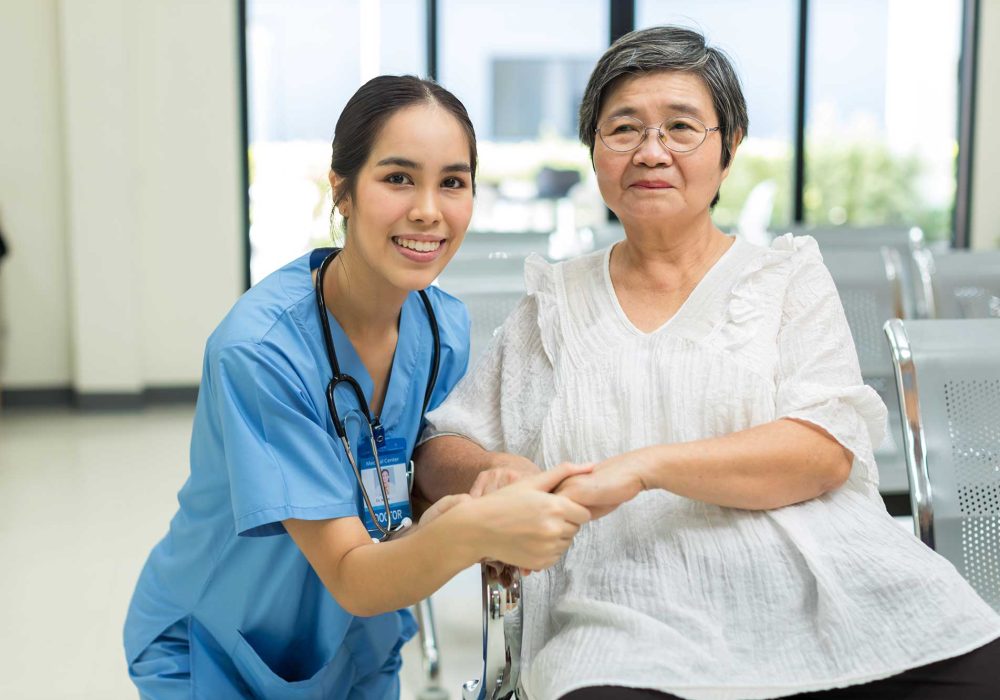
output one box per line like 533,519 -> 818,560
237,0 -> 980,287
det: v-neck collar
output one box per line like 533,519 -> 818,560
322,290 -> 422,431
602,235 -> 743,337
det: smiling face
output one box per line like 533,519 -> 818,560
593,70 -> 735,231
333,102 -> 474,292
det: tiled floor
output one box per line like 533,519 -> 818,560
0,405 -> 483,700
0,404 -> 920,700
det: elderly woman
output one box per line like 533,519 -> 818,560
416,26 -> 1000,700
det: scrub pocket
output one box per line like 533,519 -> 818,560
231,630 -> 355,700
129,619 -> 192,700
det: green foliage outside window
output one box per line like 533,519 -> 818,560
714,148 -> 792,230
715,140 -> 953,242
804,141 -> 952,242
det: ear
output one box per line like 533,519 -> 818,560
328,170 -> 351,218
720,128 -> 744,182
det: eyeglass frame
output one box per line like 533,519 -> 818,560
595,114 -> 721,154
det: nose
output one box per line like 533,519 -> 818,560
408,186 -> 442,226
632,128 -> 673,168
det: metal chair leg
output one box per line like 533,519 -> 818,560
463,565 -> 522,700
414,597 -> 449,700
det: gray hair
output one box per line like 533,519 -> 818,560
578,26 -> 749,171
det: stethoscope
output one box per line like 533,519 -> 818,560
315,249 -> 440,541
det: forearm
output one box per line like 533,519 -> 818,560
414,435 -> 509,500
637,418 -> 852,510
306,512 -> 481,617
337,521 -> 477,616
294,463 -> 593,615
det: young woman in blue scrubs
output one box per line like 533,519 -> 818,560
124,76 -> 591,699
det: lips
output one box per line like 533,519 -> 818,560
391,235 -> 447,263
392,236 -> 442,253
630,180 -> 675,189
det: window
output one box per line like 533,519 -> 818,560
242,0 -> 972,281
806,0 -> 962,242
636,0 -> 798,236
246,0 -> 426,284
438,0 -> 609,247
492,58 -> 595,141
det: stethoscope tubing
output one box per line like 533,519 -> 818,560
315,249 -> 440,540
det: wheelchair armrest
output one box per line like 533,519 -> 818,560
462,564 -> 522,700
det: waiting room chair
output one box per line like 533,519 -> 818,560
535,167 -> 581,200
921,250 -> 1000,319
884,319 -> 1000,612
436,255 -> 529,363
785,226 -> 931,319
459,231 -> 552,260
822,247 -> 910,499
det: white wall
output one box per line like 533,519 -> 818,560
130,1 -> 245,386
0,0 -> 244,395
60,0 -> 145,394
971,0 -> 1000,250
0,0 -> 72,388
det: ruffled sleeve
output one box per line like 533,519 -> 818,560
771,234 -> 888,486
419,310 -> 510,452
421,256 -> 556,458
523,253 -> 563,365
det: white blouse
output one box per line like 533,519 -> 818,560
424,235 -> 1000,700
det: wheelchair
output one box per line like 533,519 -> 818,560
415,564 -> 523,700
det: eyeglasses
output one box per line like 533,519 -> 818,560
596,115 -> 720,153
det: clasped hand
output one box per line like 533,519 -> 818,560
460,451 -> 648,576
470,451 -> 647,518
552,452 -> 647,520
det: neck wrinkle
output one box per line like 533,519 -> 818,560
614,215 -> 730,292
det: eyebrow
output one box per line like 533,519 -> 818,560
375,156 -> 472,173
606,102 -> 706,119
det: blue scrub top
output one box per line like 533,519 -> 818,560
124,249 -> 470,698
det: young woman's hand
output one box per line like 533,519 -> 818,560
554,453 -> 648,520
463,463 -> 593,571
419,493 -> 471,527
468,453 -> 542,497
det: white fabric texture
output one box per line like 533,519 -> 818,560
424,234 -> 1000,700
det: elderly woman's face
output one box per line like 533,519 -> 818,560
593,71 -> 732,227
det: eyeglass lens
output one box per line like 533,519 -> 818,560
599,116 -> 708,152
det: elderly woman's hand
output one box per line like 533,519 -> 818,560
468,453 -> 542,497
555,453 -> 648,519
465,463 -> 593,570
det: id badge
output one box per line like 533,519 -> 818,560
356,436 -> 413,538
